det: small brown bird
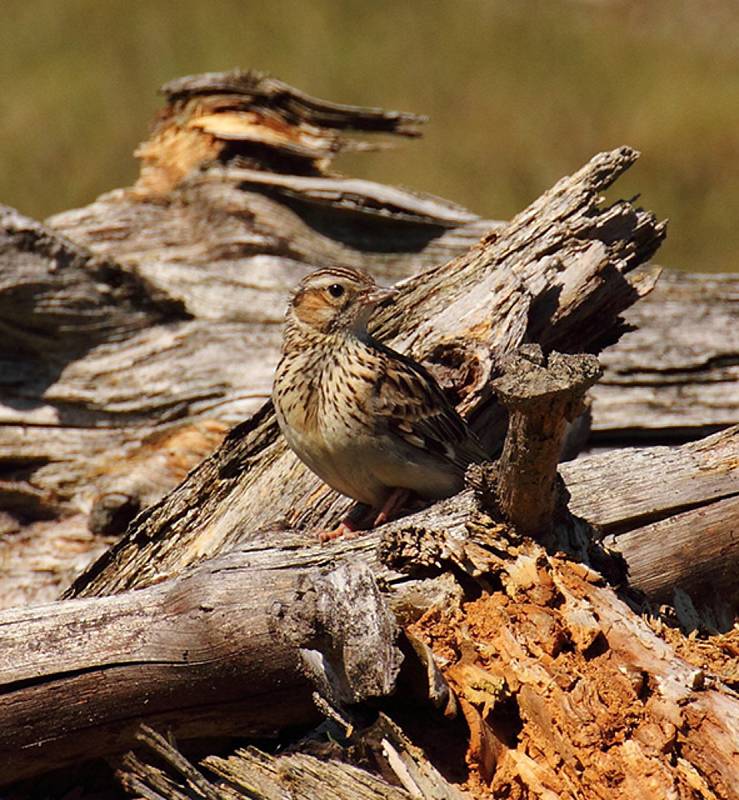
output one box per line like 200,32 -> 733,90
272,267 -> 486,539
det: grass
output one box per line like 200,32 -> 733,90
2,0 -> 738,272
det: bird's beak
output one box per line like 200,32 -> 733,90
365,286 -> 398,307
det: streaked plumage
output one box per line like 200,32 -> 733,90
272,267 -> 486,530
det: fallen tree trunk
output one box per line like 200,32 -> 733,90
3,424 -> 736,787
0,541 -> 401,785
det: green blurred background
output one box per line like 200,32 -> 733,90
2,0 -> 738,272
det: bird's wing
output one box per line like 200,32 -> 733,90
371,345 -> 487,470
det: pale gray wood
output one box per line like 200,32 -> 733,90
592,270 -> 739,442
67,146 -> 665,599
1,67 -> 736,800
0,72 -> 499,609
604,493 -> 739,603
0,539 -> 401,786
2,69 -> 736,612
561,425 -> 739,531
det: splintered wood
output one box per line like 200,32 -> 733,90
66,144 -> 665,599
408,546 -> 739,800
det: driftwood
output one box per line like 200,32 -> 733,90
1,71 -> 738,799
64,143 -> 665,600
2,71 -> 737,610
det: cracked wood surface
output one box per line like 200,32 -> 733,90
0,539 -> 402,785
64,145 -> 666,599
2,431 -> 736,792
593,270 -> 739,441
1,69 -> 737,800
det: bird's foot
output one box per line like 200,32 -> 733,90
318,521 -> 359,542
318,503 -> 371,542
318,492 -> 414,542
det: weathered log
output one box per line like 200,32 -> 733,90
2,427 -> 736,787
592,270 -> 739,443
2,68 -> 737,800
566,425 -> 739,613
0,540 -> 404,785
2,71 -> 736,611
0,72 -> 497,608
3,425 -> 736,792
492,346 -> 601,536
66,145 -> 664,600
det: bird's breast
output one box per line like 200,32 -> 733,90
275,341 -> 374,431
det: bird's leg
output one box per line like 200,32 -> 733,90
373,488 -> 411,527
318,491 -> 412,542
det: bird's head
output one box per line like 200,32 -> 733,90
287,267 -> 395,337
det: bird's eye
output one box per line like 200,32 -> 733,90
328,284 -> 345,298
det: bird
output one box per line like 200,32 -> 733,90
272,266 -> 487,539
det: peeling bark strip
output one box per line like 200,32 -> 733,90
138,69 -> 426,195
492,345 -> 602,536
67,146 -> 665,599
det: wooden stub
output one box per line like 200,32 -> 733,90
492,345 -> 602,536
